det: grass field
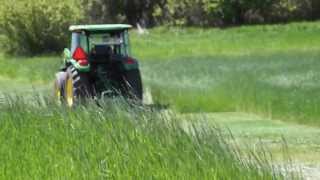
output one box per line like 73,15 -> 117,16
0,96 -> 292,179
1,21 -> 320,178
2,22 -> 319,124
135,22 -> 320,125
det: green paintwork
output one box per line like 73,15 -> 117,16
69,24 -> 132,32
122,60 -> 139,71
123,64 -> 139,71
63,48 -> 71,62
69,59 -> 90,72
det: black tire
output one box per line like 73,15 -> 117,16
64,66 -> 92,107
122,69 -> 143,102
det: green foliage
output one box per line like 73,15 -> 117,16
84,0 -> 165,26
0,0 -> 83,55
160,0 -> 320,26
86,0 -> 320,27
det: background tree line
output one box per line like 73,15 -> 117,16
86,0 -> 320,27
0,0 -> 319,55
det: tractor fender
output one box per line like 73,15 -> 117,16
112,55 -> 139,71
69,59 -> 91,72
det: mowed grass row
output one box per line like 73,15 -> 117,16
0,97 -> 289,179
0,53 -> 59,83
1,22 -> 320,125
142,51 -> 320,125
136,22 -> 320,125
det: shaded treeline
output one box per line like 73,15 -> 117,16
85,0 -> 320,27
0,0 -> 319,55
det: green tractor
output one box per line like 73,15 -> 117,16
54,24 -> 143,107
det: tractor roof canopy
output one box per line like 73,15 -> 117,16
69,24 -> 132,33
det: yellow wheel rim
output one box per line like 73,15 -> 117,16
54,82 -> 61,102
66,77 -> 74,107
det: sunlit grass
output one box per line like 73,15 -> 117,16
1,21 -> 320,125
0,22 -> 317,179
0,96 -> 292,179
0,54 -> 59,83
142,51 -> 320,125
131,21 -> 320,61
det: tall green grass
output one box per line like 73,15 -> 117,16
1,21 -> 320,125
142,51 -> 320,125
133,22 -> 320,125
0,53 -> 59,83
0,96 -> 290,179
131,22 -> 320,61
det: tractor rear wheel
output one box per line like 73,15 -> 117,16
122,69 -> 143,102
64,66 -> 91,107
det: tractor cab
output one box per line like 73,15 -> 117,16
70,24 -> 131,56
67,24 -> 133,67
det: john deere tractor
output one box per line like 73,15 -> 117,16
54,24 -> 143,107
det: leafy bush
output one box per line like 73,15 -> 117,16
159,0 -> 320,26
0,0 -> 83,55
